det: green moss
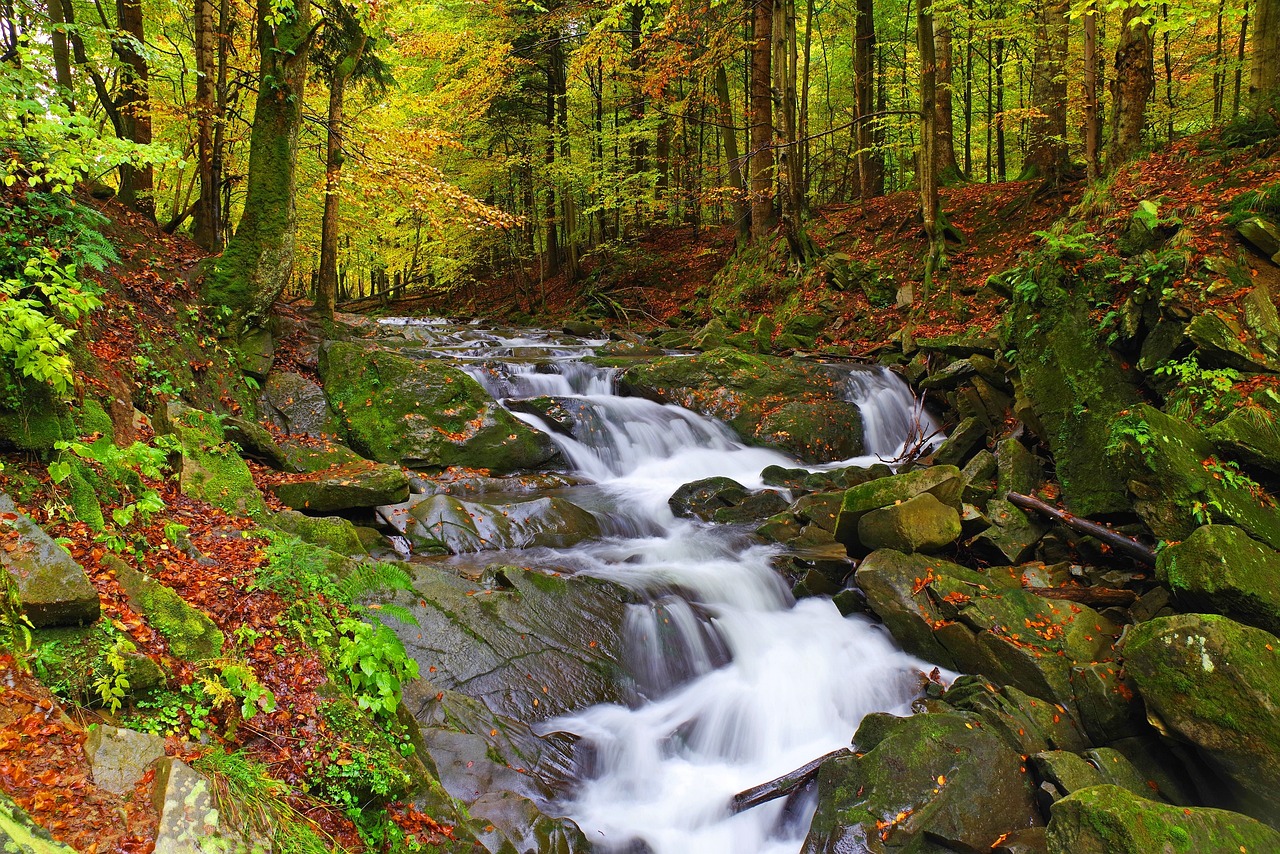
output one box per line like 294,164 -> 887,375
267,509 -> 367,557
170,406 -> 267,518
74,398 -> 114,441
110,556 -> 224,661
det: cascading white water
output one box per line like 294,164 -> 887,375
378,320 -> 943,854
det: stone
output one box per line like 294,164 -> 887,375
996,437 -> 1044,497
1032,750 -> 1153,803
945,677 -> 1089,757
856,492 -> 962,553
1238,216 -> 1280,263
914,334 -> 1000,357
1111,405 -> 1280,548
0,788 -> 77,853
270,459 -> 410,514
110,556 -> 224,661
668,477 -> 751,521
1187,309 -> 1280,373
968,498 -> 1049,564
563,320 -> 603,337
932,416 -> 986,467
167,404 -> 267,518
389,493 -> 601,554
151,758 -> 263,854
711,490 -> 790,525
320,342 -> 559,473
266,509 -> 367,556
1244,282 -> 1280,358
833,465 -> 964,548
258,371 -> 343,438
1120,613 -> 1280,821
85,725 -> 166,795
919,359 -> 977,390
1157,525 -> 1280,635
0,492 -> 99,627
962,449 -> 998,504
1068,661 -> 1144,744
234,327 -> 274,381
802,711 -> 1039,854
1046,785 -> 1280,854
1205,387 -> 1280,476
221,416 -> 289,471
620,348 -> 865,462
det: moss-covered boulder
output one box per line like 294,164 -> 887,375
266,509 -> 367,556
668,476 -> 751,521
802,711 -> 1039,853
387,493 -> 601,554
1111,405 -> 1280,548
1187,309 -> 1280,373
110,556 -> 224,661
833,466 -> 964,550
0,492 -> 99,627
258,370 -> 343,438
1046,785 -> 1280,853
1003,262 -> 1141,516
1120,613 -> 1280,820
944,677 -> 1089,757
1157,525 -> 1280,635
167,404 -> 268,518
270,459 -> 409,514
1206,388 -> 1280,476
1032,749 -> 1155,802
856,492 -> 962,553
619,348 -> 865,462
319,342 -> 558,473
0,789 -> 78,853
0,379 -> 75,453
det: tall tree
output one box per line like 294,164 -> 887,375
1110,0 -> 1154,167
1083,5 -> 1101,180
853,0 -> 883,197
714,63 -> 750,239
202,0 -> 314,334
192,0 -> 220,249
113,0 -> 154,219
935,20 -> 963,183
916,0 -> 942,303
1020,0 -> 1070,181
749,0 -> 774,241
1253,0 -> 1278,99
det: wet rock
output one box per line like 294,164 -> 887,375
967,498 -> 1049,563
388,564 -> 628,722
259,370 -> 342,438
802,711 -> 1039,853
790,492 -> 844,532
1237,216 -> 1280,264
234,327 -> 274,381
221,415 -> 289,470
270,459 -> 410,514
856,492 -> 962,554
1187,309 -> 1280,373
996,437 -> 1044,497
320,342 -> 559,473
110,556 -> 223,661
151,758 -> 266,854
85,725 -> 166,795
389,493 -> 601,554
1068,661 -> 1144,744
962,449 -> 998,504
0,492 -> 99,628
267,509 -> 367,556
0,788 -> 77,853
833,465 -> 964,549
1157,525 -> 1280,635
712,490 -> 790,525
166,404 -> 267,518
1032,749 -> 1153,803
563,320 -> 604,337
932,416 -> 986,467
1205,387 -> 1280,476
1111,405 -> 1280,548
919,359 -> 977,390
1120,613 -> 1280,820
668,476 -> 751,521
507,396 -> 596,439
1046,785 -> 1280,853
944,677 -> 1088,757
620,348 -> 865,462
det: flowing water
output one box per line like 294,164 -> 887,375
381,319 -> 944,854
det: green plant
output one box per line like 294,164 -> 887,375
1033,226 -> 1098,259
1202,456 -> 1272,507
1154,356 -> 1242,424
1109,414 -> 1156,464
1132,199 -> 1181,232
195,659 -> 278,724
48,436 -> 171,555
334,617 -> 419,717
0,569 -> 33,664
91,635 -> 136,713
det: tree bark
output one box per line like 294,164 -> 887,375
1083,9 -> 1101,180
1020,0 -> 1069,181
193,0 -> 219,249
916,0 -> 941,305
853,0 -> 883,197
750,0 -> 775,241
315,33 -> 367,320
114,0 -> 154,220
1253,0 -> 1279,100
1005,491 -> 1157,566
1110,0 -> 1154,169
935,22 -> 963,183
715,64 -> 750,239
201,0 -> 312,333
47,0 -> 74,102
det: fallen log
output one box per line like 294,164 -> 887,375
730,747 -> 852,814
1024,586 -> 1138,608
1005,492 -> 1156,567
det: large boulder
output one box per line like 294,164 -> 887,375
319,342 -> 558,473
856,492 -> 961,553
1187,309 -> 1280,373
166,404 -> 268,518
1120,613 -> 1280,821
1047,785 -> 1280,853
383,493 -> 600,554
110,556 -> 224,661
619,348 -> 865,462
802,711 -> 1039,853
668,476 -> 751,521
258,371 -> 343,438
1206,387 -> 1280,476
85,725 -> 166,795
1111,405 -> 1280,548
1157,525 -> 1280,635
833,466 -> 964,550
0,492 -> 99,627
1238,216 -> 1280,263
270,459 -> 410,514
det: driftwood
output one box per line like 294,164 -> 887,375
730,747 -> 852,814
1005,491 -> 1156,567
1024,586 -> 1138,608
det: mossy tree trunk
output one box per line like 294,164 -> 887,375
749,0 -> 775,242
853,0 -> 883,198
915,0 -> 943,305
114,0 -> 154,220
1109,0 -> 1154,169
315,34 -> 366,320
202,0 -> 312,334
1019,0 -> 1070,182
935,22 -> 965,185
1253,0 -> 1279,100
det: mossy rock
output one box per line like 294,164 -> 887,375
1120,613 -> 1280,821
944,677 -> 1089,757
0,789 -> 78,853
834,466 -> 964,550
1187,309 -> 1280,373
393,493 -> 600,554
619,347 -> 865,462
1111,404 -> 1280,548
306,696 -> 425,807
0,380 -> 74,453
259,371 -> 343,439
267,509 -> 367,557
856,492 -> 962,554
28,622 -> 165,707
319,342 -> 559,473
0,492 -> 99,628
668,476 -> 751,521
1205,387 -> 1280,476
1046,785 -> 1280,853
109,555 -> 224,661
270,458 -> 409,514
802,711 -> 1039,853
1158,525 -> 1280,635
166,404 -> 268,518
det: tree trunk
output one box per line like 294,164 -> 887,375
935,22 -> 963,183
192,0 -> 219,249
1253,0 -> 1279,100
1110,0 -> 1153,169
114,0 -> 153,219
47,0 -> 74,102
715,64 -> 750,239
916,0 -> 941,304
1020,0 -> 1069,181
750,0 -> 775,241
854,0 -> 883,197
201,0 -> 312,333
1083,9 -> 1101,180
315,34 -> 367,320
